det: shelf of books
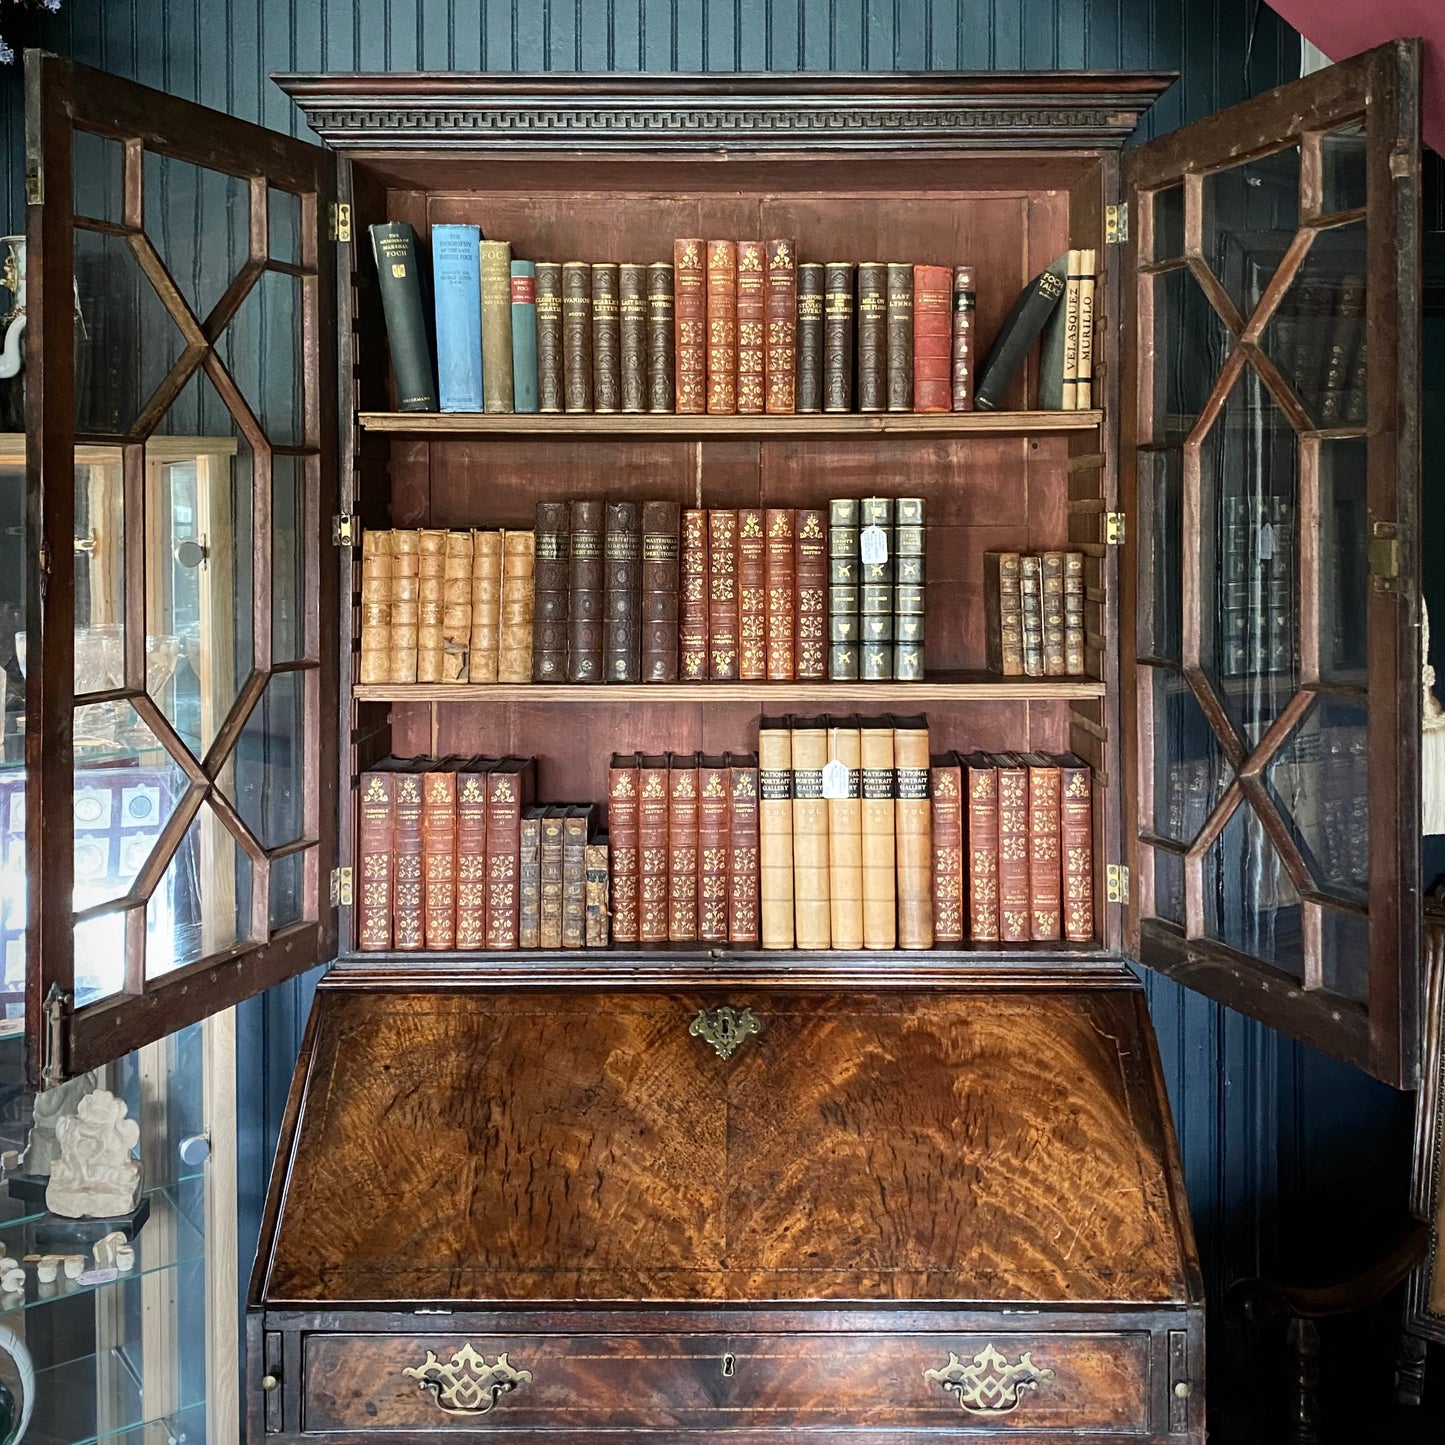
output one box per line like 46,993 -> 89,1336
354,678 -> 1107,703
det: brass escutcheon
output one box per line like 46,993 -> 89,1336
688,1005 -> 762,1060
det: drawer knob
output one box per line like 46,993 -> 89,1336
924,1345 -> 1054,1416
403,1345 -> 533,1417
261,1374 -> 279,1393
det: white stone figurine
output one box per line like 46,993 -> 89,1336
22,1070 -> 101,1176
44,1091 -> 141,1220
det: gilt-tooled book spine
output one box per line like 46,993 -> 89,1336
995,752 -> 1031,944
647,262 -> 675,413
983,550 -> 1023,677
913,264 -> 952,414
607,754 -> 641,943
826,716 -> 863,951
736,240 -> 766,415
673,239 -> 706,415
1025,752 -> 1062,942
1055,750 -> 1095,943
1041,551 -> 1066,678
963,752 -> 1000,941
568,500 -> 605,683
858,498 -> 893,683
585,839 -> 611,948
415,528 -> 447,684
356,766 -> 394,950
531,503 -> 570,683
930,752 -> 964,945
519,805 -> 543,949
893,497 -> 925,682
388,530 -> 420,684
369,221 -> 436,411
708,509 -> 740,681
1064,550 -> 1085,676
764,507 -> 796,681
892,714 -> 933,949
392,764 -> 426,951
359,529 -> 393,686
794,508 -> 827,681
469,529 -> 502,684
738,509 -> 767,681
431,223 -> 483,413
706,240 -> 738,415
591,262 -> 621,414
859,717 -> 896,950
1020,552 -> 1044,678
641,501 -> 681,683
823,262 -> 854,413
535,261 -> 564,413
485,758 -> 536,950
856,262 -> 888,414
456,762 -> 493,949
951,265 -> 976,412
510,260 -> 538,414
499,530 -> 535,684
765,239 -> 796,414
479,239 -> 515,413
727,752 -> 760,945
796,262 -> 825,413
668,754 -> 700,941
697,755 -> 732,944
562,260 -> 593,413
679,508 -> 710,681
619,262 -> 648,414
637,756 -> 671,943
758,718 -> 794,949
604,501 -> 641,683
828,499 -> 859,682
563,805 -> 594,949
539,805 -> 566,950
790,716 -> 831,950
422,764 -> 460,951
885,263 -> 914,413
442,530 -> 473,683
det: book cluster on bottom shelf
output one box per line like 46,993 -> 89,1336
983,549 -> 1089,678
357,756 -> 612,952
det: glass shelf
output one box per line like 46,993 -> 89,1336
28,1349 -> 205,1445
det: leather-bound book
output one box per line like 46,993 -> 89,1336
356,762 -> 397,950
531,504 -> 570,683
646,262 -> 676,413
697,755 -> 732,943
469,529 -> 502,684
442,531 -> 473,683
1055,751 -> 1095,942
765,239 -> 796,414
995,752 -> 1031,944
456,758 -> 495,949
975,265 -> 1066,411
736,240 -> 766,414
764,508 -> 796,681
790,716 -> 831,950
823,261 -> 855,412
563,805 -> 595,949
856,262 -> 888,413
893,498 -> 925,682
1020,552 -> 1044,677
892,715 -> 934,948
562,260 -> 593,413
585,838 -> 611,948
484,757 -> 537,950
388,530 -> 419,683
825,715 -> 864,950
668,753 -> 700,942
738,508 -> 767,680
369,221 -> 436,411
607,753 -> 641,944
603,501 -> 641,682
828,499 -> 859,682
415,528 -> 447,684
758,717 -> 794,950
641,501 -> 681,682
1041,550 -> 1066,678
913,264 -> 952,413
708,509 -> 740,681
519,805 -> 543,949
930,751 -> 964,945
498,530 -> 535,684
1064,550 -> 1086,676
963,752 -> 1000,941
796,262 -> 825,413
983,550 -> 1024,677
535,261 -> 564,413
727,752 -> 760,945
510,260 -> 539,413
794,508 -> 827,680
858,498 -> 893,682
859,717 -> 897,950
673,238 -> 706,414
1076,249 -> 1097,409
951,264 -> 976,412
705,240 -> 738,414
637,756 -> 671,943
479,239 -> 515,413
391,758 -> 428,951
1024,752 -> 1062,942
359,529 -> 392,686
885,263 -> 914,413
567,500 -> 605,683
679,508 -> 710,680
591,262 -> 621,413
619,262 -> 648,414
539,805 -> 566,950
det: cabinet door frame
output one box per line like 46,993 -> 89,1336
24,52 -> 339,1086
1120,39 -> 1422,1085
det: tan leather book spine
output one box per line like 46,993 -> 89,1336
539,805 -> 566,950
499,529 -> 535,683
1025,752 -> 1063,942
1041,550 -> 1066,678
442,530 -> 472,682
392,763 -> 426,950
679,508 -> 710,680
859,718 -> 897,950
469,529 -> 503,684
892,714 -> 934,948
668,754 -> 700,942
1020,552 -> 1044,678
519,806 -> 542,949
484,758 -> 536,950
673,238 -> 706,415
964,752 -> 1000,942
727,752 -> 760,945
983,550 -> 1023,677
480,239 -> 515,412
637,756 -> 671,943
794,507 -> 827,680
359,530 -> 393,686
563,805 -> 594,949
456,760 -> 493,949
1055,750 -> 1095,943
706,239 -> 738,414
758,717 -> 794,949
930,752 -> 965,945
415,528 -> 447,684
1062,248 -> 1082,410
736,240 -> 766,415
1076,249 -> 1097,410
356,765 -> 394,950
764,507 -> 796,680
790,716 -> 831,950
585,839 -> 611,947
388,529 -> 420,683
737,508 -> 767,680
825,716 -> 863,950
697,755 -> 732,943
996,752 -> 1031,943
765,238 -> 797,414
607,753 -> 641,944
708,508 -> 739,681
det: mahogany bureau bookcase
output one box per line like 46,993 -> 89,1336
16,40 -> 1425,1445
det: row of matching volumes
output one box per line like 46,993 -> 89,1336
1220,494 -> 1295,677
829,497 -> 926,681
359,529 -> 535,684
983,550 -> 1089,678
607,752 -> 761,945
1035,249 -> 1100,411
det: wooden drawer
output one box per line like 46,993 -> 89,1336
300,1329 -> 1152,1433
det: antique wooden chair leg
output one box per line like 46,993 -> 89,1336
1286,1315 -> 1322,1445
1394,1328 -> 1428,1408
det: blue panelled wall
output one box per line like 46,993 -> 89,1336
0,1 -> 1436,1438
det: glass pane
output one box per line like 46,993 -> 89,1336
1320,904 -> 1369,1003
218,268 -> 304,446
1202,803 -> 1303,977
1199,365 -> 1299,745
269,848 -> 307,931
73,906 -> 132,1004
1149,266 -> 1233,444
1266,695 -> 1369,906
145,802 -> 251,978
1153,183 -> 1184,262
1201,145 -> 1301,319
72,129 -> 124,224
1152,846 -> 1185,928
1148,665 -> 1232,845
72,451 -> 125,694
229,669 -> 306,850
1319,438 -> 1368,684
273,454 -> 305,663
142,149 -> 250,326
1138,449 -> 1183,661
269,186 -> 301,265
1320,122 -> 1367,214
1259,221 -> 1367,427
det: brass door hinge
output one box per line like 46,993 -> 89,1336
41,982 -> 71,1089
1105,202 -> 1128,244
1369,521 -> 1401,591
330,201 -> 352,243
330,866 -> 353,908
25,163 -> 42,207
1105,512 -> 1126,545
332,514 -> 357,547
1106,864 -> 1129,904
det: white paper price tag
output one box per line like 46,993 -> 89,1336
821,759 -> 850,799
1257,521 -> 1275,561
860,524 -> 889,565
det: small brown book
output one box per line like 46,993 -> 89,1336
603,501 -> 641,683
825,715 -> 864,951
607,753 -> 641,944
728,752 -> 760,945
585,838 -> 611,947
983,550 -> 1024,677
591,262 -> 622,414
469,529 -> 502,684
356,761 -> 398,950
706,240 -> 738,415
758,718 -> 794,949
791,716 -> 831,950
764,507 -> 797,680
637,755 -> 671,943
951,265 -> 976,413
388,529 -> 420,684
647,262 -> 676,413
519,804 -> 543,949
859,717 -> 897,950
673,238 -> 706,415
764,239 -> 797,414
641,501 -> 681,683
568,500 -> 605,683
498,530 -> 535,684
456,758 -> 495,949
856,262 -> 888,414
963,752 -> 1001,942
531,504 -> 570,683
539,805 -> 566,950
708,509 -> 740,681
359,529 -> 393,686
930,751 -> 965,945
736,240 -> 766,415
1055,751 -> 1095,943
796,262 -> 825,413
484,757 -> 537,950
738,508 -> 767,680
1024,752 -> 1063,942
618,262 -> 648,414
995,752 -> 1031,944
563,804 -> 596,948
679,508 -> 710,681
391,757 -> 429,951
561,260 -> 593,413
892,715 -> 934,948
668,753 -> 700,942
697,755 -> 732,943
885,262 -> 914,413
794,508 -> 828,680
535,261 -> 564,414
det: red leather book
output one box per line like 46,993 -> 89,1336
727,751 -> 760,945
963,751 -> 1000,943
708,509 -> 739,681
951,264 -> 976,412
455,758 -> 496,950
705,240 -> 738,415
913,264 -> 953,414
422,761 -> 462,951
357,763 -> 397,951
563,804 -> 596,949
539,805 -> 566,950
930,752 -> 965,945
679,508 -> 710,681
764,507 -> 796,681
794,507 -> 827,680
637,755 -> 671,943
641,501 -> 681,682
390,758 -> 429,951
1024,752 -> 1062,942
607,752 -> 641,944
765,239 -> 797,414
668,753 -> 700,941
484,756 -> 536,951
738,508 -> 767,680
995,752 -> 1031,944
673,238 -> 706,415
1055,751 -> 1095,943
697,754 -> 732,943
736,240 -> 766,415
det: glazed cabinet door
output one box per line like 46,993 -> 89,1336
23,53 -> 338,1084
1121,40 -> 1421,1084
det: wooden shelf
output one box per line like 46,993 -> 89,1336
357,409 -> 1103,438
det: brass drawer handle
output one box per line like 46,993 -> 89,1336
924,1344 -> 1054,1416
689,1005 -> 761,1059
403,1345 -> 533,1417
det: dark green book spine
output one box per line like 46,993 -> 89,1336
510,260 -> 538,414
370,222 -> 437,411
975,266 -> 1066,411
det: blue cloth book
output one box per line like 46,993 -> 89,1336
431,223 -> 483,412
511,259 -> 539,414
